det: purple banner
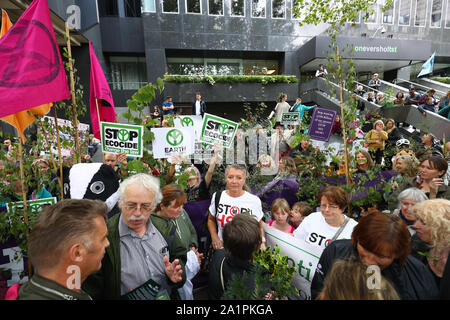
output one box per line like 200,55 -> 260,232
308,108 -> 337,142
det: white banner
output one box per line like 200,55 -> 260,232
40,116 -> 90,157
151,127 -> 195,159
173,115 -> 203,140
263,224 -> 322,300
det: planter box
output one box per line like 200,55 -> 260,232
164,82 -> 299,104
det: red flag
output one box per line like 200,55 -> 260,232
89,41 -> 116,139
0,0 -> 70,118
0,8 -> 52,142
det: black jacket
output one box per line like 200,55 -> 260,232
191,100 -> 207,117
208,249 -> 270,300
311,240 -> 440,300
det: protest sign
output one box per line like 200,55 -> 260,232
151,127 -> 195,159
263,224 -> 322,300
308,108 -> 337,142
7,197 -> 57,214
174,115 -> 203,140
101,122 -> 143,157
39,116 -> 90,157
200,113 -> 238,148
2,197 -> 57,289
281,112 -> 300,125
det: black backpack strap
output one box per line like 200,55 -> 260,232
214,190 -> 222,214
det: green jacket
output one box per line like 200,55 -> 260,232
82,213 -> 186,300
150,209 -> 199,287
19,274 -> 92,300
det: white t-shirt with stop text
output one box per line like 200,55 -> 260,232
293,211 -> 358,252
209,191 -> 263,241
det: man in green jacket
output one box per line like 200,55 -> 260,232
82,173 -> 183,300
19,199 -> 110,300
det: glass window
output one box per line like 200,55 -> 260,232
98,0 -> 118,16
231,0 -> 245,16
430,0 -> 442,27
446,0 -> 450,28
186,0 -> 202,13
414,0 -> 427,26
399,0 -> 412,25
125,0 -> 142,17
243,60 -> 279,75
208,0 -> 224,15
162,0 -> 179,13
166,57 -> 280,76
109,56 -> 147,90
141,0 -> 156,12
272,0 -> 286,19
252,0 -> 266,18
364,4 -> 378,23
382,1 -> 395,24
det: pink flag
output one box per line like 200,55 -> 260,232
89,41 -> 116,139
0,0 -> 70,118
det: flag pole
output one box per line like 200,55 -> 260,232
65,22 -> 80,164
95,98 -> 102,136
53,106 -> 64,200
16,134 -> 33,277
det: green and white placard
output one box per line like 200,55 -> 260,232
281,112 -> 301,125
7,197 -> 57,214
101,122 -> 144,157
151,127 -> 195,159
200,113 -> 238,148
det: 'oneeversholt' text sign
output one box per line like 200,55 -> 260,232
101,122 -> 143,157
200,113 -> 238,148
308,108 -> 336,142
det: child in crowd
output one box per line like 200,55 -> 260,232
289,202 -> 314,229
266,198 -> 295,234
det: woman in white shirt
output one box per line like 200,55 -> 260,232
294,186 -> 358,253
207,164 -> 265,251
271,93 -> 291,123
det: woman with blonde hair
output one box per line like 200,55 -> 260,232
411,199 -> 450,299
365,119 -> 388,165
274,156 -> 297,180
318,259 -> 399,300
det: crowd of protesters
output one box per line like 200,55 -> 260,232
0,84 -> 449,301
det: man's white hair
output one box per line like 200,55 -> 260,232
118,173 -> 162,206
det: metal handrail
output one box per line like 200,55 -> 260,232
394,78 -> 446,96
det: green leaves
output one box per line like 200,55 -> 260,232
164,74 -> 299,84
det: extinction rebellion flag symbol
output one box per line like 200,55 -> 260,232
101,122 -> 143,157
151,127 -> 195,159
200,113 -> 238,149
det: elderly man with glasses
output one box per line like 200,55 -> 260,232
83,173 -> 183,300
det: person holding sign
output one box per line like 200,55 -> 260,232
207,165 -> 265,251
293,186 -> 358,253
82,174 -> 183,300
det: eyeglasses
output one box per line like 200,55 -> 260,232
320,204 -> 340,210
123,203 -> 154,213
